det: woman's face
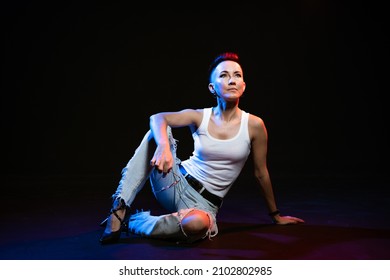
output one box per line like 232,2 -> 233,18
209,60 -> 246,101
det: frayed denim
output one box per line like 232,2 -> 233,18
111,127 -> 219,242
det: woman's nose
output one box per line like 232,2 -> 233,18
228,78 -> 236,85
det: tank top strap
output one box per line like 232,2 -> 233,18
199,107 -> 212,131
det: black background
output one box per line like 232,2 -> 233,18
1,1 -> 389,185
1,1 -> 390,262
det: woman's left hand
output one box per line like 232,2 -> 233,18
273,215 -> 305,225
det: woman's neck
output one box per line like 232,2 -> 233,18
212,104 -> 241,123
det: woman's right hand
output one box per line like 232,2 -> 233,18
150,144 -> 174,175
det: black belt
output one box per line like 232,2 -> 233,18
179,165 -> 223,208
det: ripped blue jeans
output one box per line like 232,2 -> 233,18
112,127 -> 219,242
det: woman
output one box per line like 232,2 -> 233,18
100,52 -> 304,244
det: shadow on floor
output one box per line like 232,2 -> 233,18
0,175 -> 389,260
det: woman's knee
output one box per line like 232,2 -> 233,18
181,209 -> 210,237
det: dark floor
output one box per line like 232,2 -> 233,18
0,174 -> 389,260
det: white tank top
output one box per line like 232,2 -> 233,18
181,107 -> 251,198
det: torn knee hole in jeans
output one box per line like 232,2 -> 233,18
177,208 -> 215,240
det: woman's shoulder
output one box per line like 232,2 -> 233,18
246,113 -> 267,140
187,107 -> 211,118
247,113 -> 265,128
177,108 -> 206,127
180,108 -> 206,116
